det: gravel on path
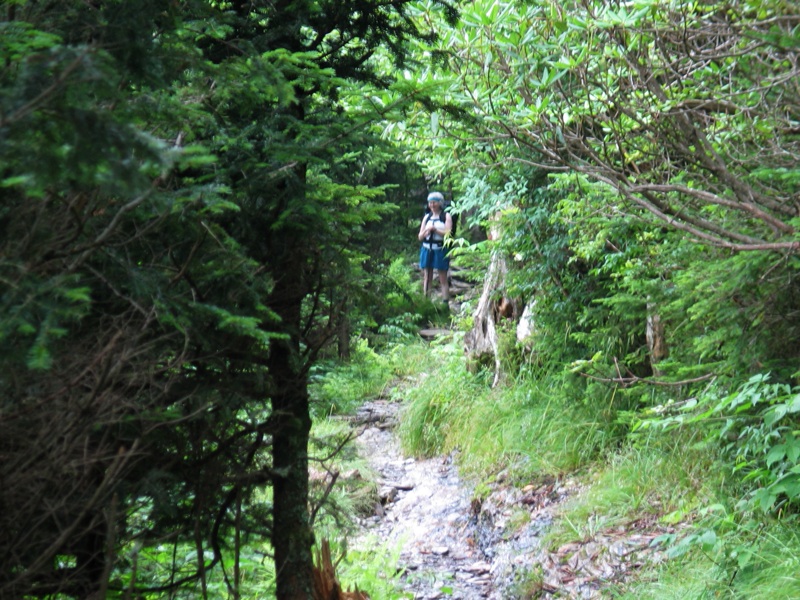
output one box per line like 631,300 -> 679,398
351,398 -> 548,599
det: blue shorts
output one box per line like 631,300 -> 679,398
420,244 -> 449,271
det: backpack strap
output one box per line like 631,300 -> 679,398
424,212 -> 447,244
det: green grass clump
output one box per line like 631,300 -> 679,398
333,536 -> 407,600
310,338 -> 396,416
397,336 -> 481,457
618,521 -> 800,599
543,429 -> 717,547
310,337 -> 438,418
397,341 -> 622,480
400,336 -> 621,479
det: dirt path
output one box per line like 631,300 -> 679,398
351,398 -> 551,599
346,392 -> 684,599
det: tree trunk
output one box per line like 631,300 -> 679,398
464,249 -> 510,387
268,193 -> 315,599
337,298 -> 351,361
269,324 -> 315,600
271,383 -> 314,600
646,301 -> 668,376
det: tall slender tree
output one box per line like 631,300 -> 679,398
189,3 -> 457,595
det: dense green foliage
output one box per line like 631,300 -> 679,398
0,0 -> 456,598
395,0 -> 800,485
388,0 -> 800,597
4,0 -> 800,597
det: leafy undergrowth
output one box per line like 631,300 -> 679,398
389,338 -> 800,599
616,519 -> 800,599
308,335 -> 800,598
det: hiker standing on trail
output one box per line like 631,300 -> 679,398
418,191 -> 452,301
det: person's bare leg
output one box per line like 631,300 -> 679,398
438,269 -> 449,301
422,268 -> 433,296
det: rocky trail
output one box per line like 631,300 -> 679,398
347,396 -> 677,599
337,271 -> 674,598
349,398 -> 552,599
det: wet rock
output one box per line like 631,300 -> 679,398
378,479 -> 414,491
378,486 -> 397,503
461,561 -> 491,574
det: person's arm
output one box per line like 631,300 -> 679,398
443,213 -> 453,237
418,215 -> 432,241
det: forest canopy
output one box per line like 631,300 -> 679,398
2,0 -> 799,598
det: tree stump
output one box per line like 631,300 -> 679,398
464,250 -> 515,387
312,539 -> 370,600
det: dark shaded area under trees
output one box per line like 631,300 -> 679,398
0,1 -> 456,598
